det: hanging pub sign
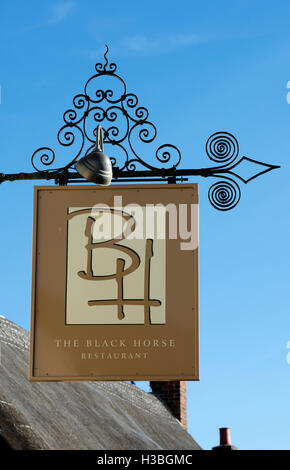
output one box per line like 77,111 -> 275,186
29,183 -> 199,381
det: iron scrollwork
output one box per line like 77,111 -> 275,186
0,46 -> 280,211
204,131 -> 279,210
31,45 -> 181,176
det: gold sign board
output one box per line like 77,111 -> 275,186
29,184 -> 199,381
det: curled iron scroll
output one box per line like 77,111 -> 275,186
208,179 -> 241,211
206,132 -> 239,166
31,45 -> 182,173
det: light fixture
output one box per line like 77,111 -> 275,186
75,125 -> 112,185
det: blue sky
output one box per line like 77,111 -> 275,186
0,0 -> 289,450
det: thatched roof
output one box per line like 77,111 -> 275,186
0,317 -> 200,450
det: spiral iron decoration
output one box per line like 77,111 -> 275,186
208,179 -> 241,211
205,132 -> 241,210
15,47 -> 279,210
206,132 -> 239,165
203,131 -> 281,210
31,45 -> 182,174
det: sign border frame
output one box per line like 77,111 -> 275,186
29,184 -> 199,382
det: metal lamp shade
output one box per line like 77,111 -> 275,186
76,148 -> 112,186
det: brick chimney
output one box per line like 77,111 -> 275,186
150,381 -> 187,429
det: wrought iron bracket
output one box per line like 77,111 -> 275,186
0,46 -> 280,210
